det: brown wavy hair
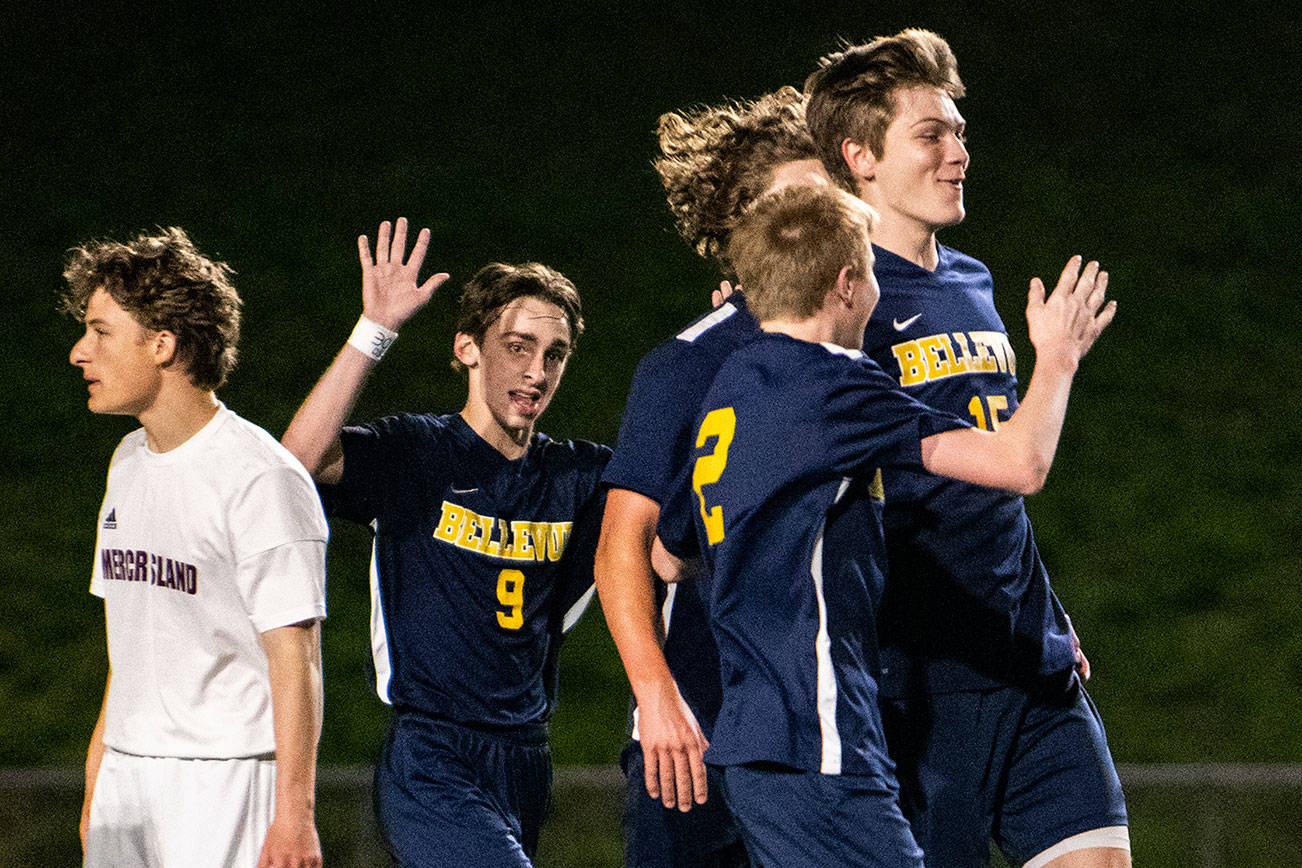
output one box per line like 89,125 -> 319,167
451,262 -> 583,372
805,29 -> 965,192
62,227 -> 241,390
654,86 -> 817,273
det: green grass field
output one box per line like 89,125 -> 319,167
5,767 -> 1302,865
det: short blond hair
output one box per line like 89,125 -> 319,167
728,185 -> 876,322
805,29 -> 964,192
654,86 -> 817,272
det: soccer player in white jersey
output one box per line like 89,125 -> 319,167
68,228 -> 328,868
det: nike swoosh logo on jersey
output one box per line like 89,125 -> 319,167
893,314 -> 923,331
450,487 -> 478,494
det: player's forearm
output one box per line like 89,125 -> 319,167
594,491 -> 679,698
281,345 -> 376,484
261,623 -> 323,821
81,670 -> 111,850
922,356 -> 1076,495
597,540 -> 676,688
995,352 -> 1077,491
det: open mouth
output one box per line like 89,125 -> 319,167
509,390 -> 543,417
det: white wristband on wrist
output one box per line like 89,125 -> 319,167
347,315 -> 399,362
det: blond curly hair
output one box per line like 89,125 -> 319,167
654,86 -> 817,273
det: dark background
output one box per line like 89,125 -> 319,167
2,0 -> 1298,803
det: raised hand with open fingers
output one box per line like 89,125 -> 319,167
1025,254 -> 1117,372
359,217 -> 450,332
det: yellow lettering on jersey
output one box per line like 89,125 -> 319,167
525,522 -> 550,561
507,521 -> 535,561
889,331 -> 1017,385
869,468 -> 885,502
473,513 -> 500,557
433,501 -> 572,563
919,335 -> 952,381
434,502 -> 466,544
693,407 -> 736,545
549,523 -> 572,560
892,342 -> 927,387
984,331 -> 1016,376
457,510 -> 484,550
948,332 -> 974,374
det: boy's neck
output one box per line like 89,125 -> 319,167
460,405 -> 532,461
138,386 -> 221,453
760,316 -> 860,352
869,224 -> 941,272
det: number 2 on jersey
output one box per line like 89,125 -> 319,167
967,394 -> 1009,431
693,407 -> 736,545
497,569 -> 525,630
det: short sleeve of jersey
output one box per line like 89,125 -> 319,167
657,462 -> 700,561
602,297 -> 760,504
229,465 -> 330,561
227,463 -> 330,630
603,343 -> 702,503
823,351 -> 972,475
323,413 -> 450,527
239,540 -> 328,632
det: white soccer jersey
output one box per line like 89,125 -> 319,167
90,404 -> 328,759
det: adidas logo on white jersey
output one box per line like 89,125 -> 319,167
103,508 -> 117,530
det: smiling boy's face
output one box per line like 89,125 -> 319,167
862,84 -> 970,236
456,295 -> 573,450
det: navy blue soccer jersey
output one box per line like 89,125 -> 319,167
602,295 -> 760,738
321,412 -> 610,729
865,244 -> 1077,695
661,333 -> 967,777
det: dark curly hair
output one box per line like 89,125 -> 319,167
62,227 -> 241,390
654,86 -> 818,273
805,29 -> 965,192
451,262 -> 584,373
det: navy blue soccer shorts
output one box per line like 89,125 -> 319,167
721,762 -> 924,868
374,713 -> 552,868
881,673 -> 1128,866
621,739 -> 750,868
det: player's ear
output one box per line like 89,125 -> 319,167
453,332 -> 480,369
149,330 -> 178,367
841,138 -> 877,183
834,266 -> 857,307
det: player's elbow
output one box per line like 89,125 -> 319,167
282,436 -> 343,485
1003,451 -> 1050,496
1008,471 -> 1046,497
